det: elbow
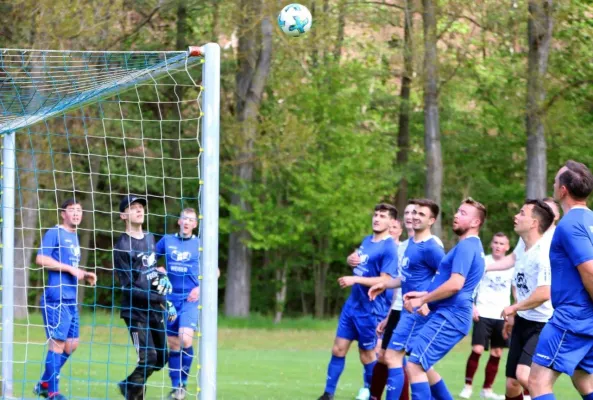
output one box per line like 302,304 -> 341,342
35,255 -> 44,267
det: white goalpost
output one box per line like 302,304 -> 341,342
0,44 -> 219,399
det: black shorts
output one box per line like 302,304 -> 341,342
505,315 -> 546,379
380,309 -> 401,350
472,317 -> 508,350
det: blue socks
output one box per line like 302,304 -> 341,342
385,367 -> 404,400
43,350 -> 63,393
363,360 -> 377,388
533,395 -> 556,400
430,379 -> 453,400
169,350 -> 182,388
324,355 -> 345,394
181,346 -> 194,385
411,382 -> 431,400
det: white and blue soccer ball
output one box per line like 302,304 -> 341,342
278,4 -> 313,37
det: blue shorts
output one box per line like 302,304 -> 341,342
42,303 -> 79,341
387,309 -> 429,352
533,322 -> 593,375
407,312 -> 465,371
167,299 -> 199,336
336,306 -> 382,350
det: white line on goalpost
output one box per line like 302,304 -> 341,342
0,43 -> 220,400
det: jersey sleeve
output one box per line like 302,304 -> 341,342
155,235 -> 166,258
38,229 -> 58,258
450,240 -> 476,277
381,242 -> 399,277
536,247 -> 552,287
559,221 -> 593,268
427,241 -> 446,271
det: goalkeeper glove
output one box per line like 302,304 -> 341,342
165,300 -> 177,322
152,273 -> 173,295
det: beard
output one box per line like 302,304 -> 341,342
373,227 -> 388,234
452,225 -> 469,236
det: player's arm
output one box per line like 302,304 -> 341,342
501,285 -> 550,319
346,250 -> 361,268
35,254 -> 84,278
368,277 -> 401,300
338,272 -> 392,288
577,261 -> 593,301
411,273 -> 465,307
485,253 -> 516,271
511,285 -> 517,304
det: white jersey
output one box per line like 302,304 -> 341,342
513,235 -> 554,322
475,255 -> 514,320
514,225 -> 555,254
391,235 -> 444,310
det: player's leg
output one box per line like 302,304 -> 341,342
406,313 -> 462,400
530,324 -> 593,399
120,316 -> 158,399
461,317 -> 487,399
370,310 -> 403,400
176,300 -> 199,398
355,313 -> 381,400
481,319 -> 505,399
36,303 -> 74,399
167,300 -> 183,395
318,307 -> 355,400
504,319 -> 525,400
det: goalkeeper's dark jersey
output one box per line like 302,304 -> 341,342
114,232 -> 165,320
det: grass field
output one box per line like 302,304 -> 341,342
8,313 -> 577,399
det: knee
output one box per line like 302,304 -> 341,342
332,343 -> 347,357
472,345 -> 484,355
182,336 -> 193,349
490,348 -> 503,358
359,350 -> 375,364
506,377 -> 522,394
406,360 -> 425,380
383,350 -> 401,368
516,369 -> 530,389
377,349 -> 386,364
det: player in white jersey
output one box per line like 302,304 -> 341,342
460,233 -> 514,400
499,200 -> 555,400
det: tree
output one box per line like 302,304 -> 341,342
225,0 -> 273,317
526,0 -> 553,198
423,0 -> 443,235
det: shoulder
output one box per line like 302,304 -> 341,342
431,236 -> 444,248
114,234 -> 130,250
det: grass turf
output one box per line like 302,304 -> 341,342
7,313 -> 577,399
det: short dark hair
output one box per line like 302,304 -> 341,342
559,160 -> 593,201
462,197 -> 487,227
60,198 -> 81,211
525,199 -> 554,234
411,198 -> 440,219
492,232 -> 508,240
375,203 -> 398,220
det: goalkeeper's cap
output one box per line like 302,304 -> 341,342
119,195 -> 147,212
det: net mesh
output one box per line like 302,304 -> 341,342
0,48 -> 205,399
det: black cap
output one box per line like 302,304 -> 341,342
119,195 -> 147,213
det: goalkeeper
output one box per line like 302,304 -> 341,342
114,195 -> 176,400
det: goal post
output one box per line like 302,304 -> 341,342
0,43 -> 220,399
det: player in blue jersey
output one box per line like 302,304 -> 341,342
317,203 -> 399,400
529,160 -> 593,400
368,199 -> 445,400
403,197 -> 487,400
33,198 -> 97,400
156,208 -> 200,400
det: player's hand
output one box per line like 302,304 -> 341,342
501,305 -> 517,321
376,318 -> 388,336
187,286 -> 200,302
418,303 -> 431,317
71,267 -> 86,281
502,316 -> 514,340
347,252 -> 361,268
152,273 -> 173,295
162,300 -> 177,322
84,271 -> 97,286
368,282 -> 386,301
472,305 -> 480,322
403,291 -> 427,313
338,276 -> 357,288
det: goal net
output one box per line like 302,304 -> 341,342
0,44 -> 220,399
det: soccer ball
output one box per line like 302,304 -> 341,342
278,4 -> 313,37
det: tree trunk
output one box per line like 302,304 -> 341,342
225,0 -> 272,317
395,0 -> 414,214
274,260 -> 288,324
422,0 -> 443,236
313,261 -> 329,318
13,153 -> 39,319
525,0 -> 553,199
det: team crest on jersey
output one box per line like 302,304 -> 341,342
170,248 -> 191,262
356,249 -> 369,266
140,252 -> 157,268
400,256 -> 410,270
515,272 -> 529,295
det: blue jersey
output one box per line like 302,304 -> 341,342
548,207 -> 593,335
156,234 -> 200,300
37,226 -> 81,304
428,236 -> 485,334
346,235 -> 398,316
400,237 -> 445,295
